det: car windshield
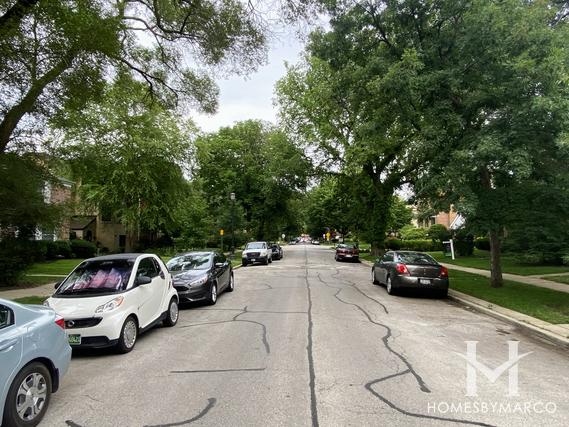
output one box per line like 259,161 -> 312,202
166,254 -> 212,272
398,252 -> 438,265
56,260 -> 133,295
337,244 -> 355,249
246,242 -> 265,249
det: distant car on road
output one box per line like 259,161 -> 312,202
335,243 -> 359,262
242,241 -> 272,266
167,251 -> 234,305
45,253 -> 179,353
1,299 -> 71,427
371,251 -> 449,297
270,243 -> 283,260
311,239 -> 320,245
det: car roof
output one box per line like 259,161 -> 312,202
83,253 -> 150,262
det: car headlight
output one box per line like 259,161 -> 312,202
189,275 -> 209,287
95,296 -> 124,314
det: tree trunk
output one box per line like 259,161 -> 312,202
0,52 -> 75,153
488,229 -> 503,288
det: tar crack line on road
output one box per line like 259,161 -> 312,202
318,270 -> 494,427
144,398 -> 217,427
171,368 -> 266,374
178,306 -> 270,354
304,246 -> 320,427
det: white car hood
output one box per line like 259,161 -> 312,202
47,294 -> 120,318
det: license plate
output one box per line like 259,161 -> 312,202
250,258 -> 255,262
68,334 -> 81,345
419,279 -> 432,285
345,254 -> 352,257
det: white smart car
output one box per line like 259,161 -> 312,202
45,253 -> 179,353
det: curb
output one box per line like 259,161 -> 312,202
359,258 -> 569,350
447,290 -> 569,350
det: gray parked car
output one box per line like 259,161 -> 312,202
371,251 -> 449,297
1,299 -> 71,427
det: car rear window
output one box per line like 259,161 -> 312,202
397,253 -> 437,265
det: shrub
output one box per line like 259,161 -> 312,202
427,224 -> 451,243
474,237 -> 490,251
385,238 -> 402,250
453,229 -> 474,256
70,239 -> 97,258
400,225 -> 428,240
384,239 -> 442,252
46,240 -> 73,259
0,239 -> 36,286
562,253 -> 569,266
515,252 -> 544,265
401,239 -> 442,252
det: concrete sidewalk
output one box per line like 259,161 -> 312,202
441,263 -> 569,294
0,282 -> 56,301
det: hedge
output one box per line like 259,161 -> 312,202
385,239 -> 443,252
70,239 -> 97,258
474,237 -> 490,251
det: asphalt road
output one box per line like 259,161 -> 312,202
42,245 -> 568,427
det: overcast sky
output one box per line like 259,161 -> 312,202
192,30 -> 306,133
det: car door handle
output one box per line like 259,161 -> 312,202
0,339 -> 17,352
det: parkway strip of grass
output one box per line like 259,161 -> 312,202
448,270 -> 569,324
429,250 -> 569,276
545,275 -> 569,286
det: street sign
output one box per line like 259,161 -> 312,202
220,229 -> 224,236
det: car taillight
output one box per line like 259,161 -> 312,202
55,315 -> 65,330
396,263 -> 409,274
440,266 -> 449,278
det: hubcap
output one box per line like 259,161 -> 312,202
371,269 -> 375,282
229,275 -> 234,289
16,373 -> 47,421
387,278 -> 392,293
123,320 -> 137,348
212,285 -> 217,302
169,300 -> 179,323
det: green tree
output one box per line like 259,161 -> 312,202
56,75 -> 193,248
0,0 -> 316,153
194,120 -> 311,241
413,0 -> 569,286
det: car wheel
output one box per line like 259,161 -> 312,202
163,298 -> 179,327
372,268 -> 379,285
116,316 -> 138,354
263,257 -> 269,265
3,362 -> 52,427
437,289 -> 448,298
268,256 -> 272,264
335,254 -> 339,262
227,273 -> 235,292
386,276 -> 396,295
207,283 -> 218,305
241,260 -> 248,267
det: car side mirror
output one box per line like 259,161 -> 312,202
136,275 -> 152,286
54,281 -> 61,289
215,262 -> 224,268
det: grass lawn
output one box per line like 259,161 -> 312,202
449,270 -> 569,324
25,259 -> 82,276
429,250 -> 569,276
13,296 -> 49,305
545,275 -> 569,285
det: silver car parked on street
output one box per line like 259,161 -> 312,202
1,298 -> 71,427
